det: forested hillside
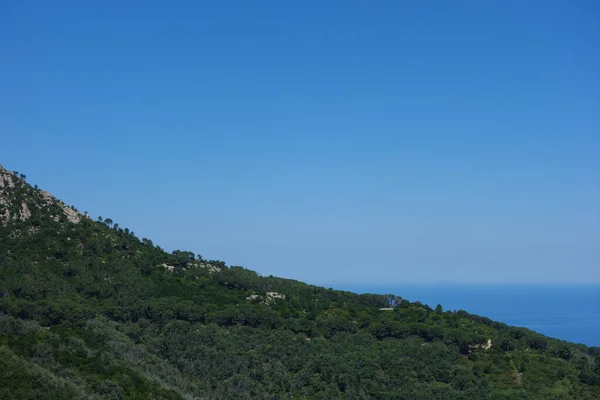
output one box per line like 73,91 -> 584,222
1,164 -> 599,400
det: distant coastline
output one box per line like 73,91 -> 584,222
327,283 -> 600,347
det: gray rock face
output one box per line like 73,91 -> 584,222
20,202 -> 32,219
62,205 -> 82,223
0,163 -> 83,225
0,167 -> 16,189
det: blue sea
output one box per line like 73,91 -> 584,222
332,284 -> 600,347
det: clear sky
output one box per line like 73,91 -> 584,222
1,1 -> 598,285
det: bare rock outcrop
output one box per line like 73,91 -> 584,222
0,163 -> 84,225
20,202 -> 32,220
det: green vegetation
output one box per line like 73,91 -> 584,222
1,167 -> 599,399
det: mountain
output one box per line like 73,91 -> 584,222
1,164 -> 599,400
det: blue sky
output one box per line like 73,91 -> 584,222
1,1 -> 598,284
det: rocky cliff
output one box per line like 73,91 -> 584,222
0,164 -> 84,226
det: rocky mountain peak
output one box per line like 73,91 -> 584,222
0,163 -> 84,226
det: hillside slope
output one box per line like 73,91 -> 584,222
1,164 -> 599,400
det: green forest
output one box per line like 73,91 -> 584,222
1,166 -> 599,400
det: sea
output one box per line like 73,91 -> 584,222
331,284 -> 600,347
